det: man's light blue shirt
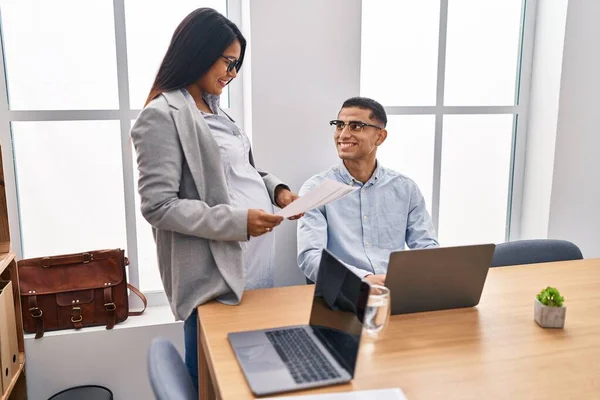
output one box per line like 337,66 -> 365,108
297,162 -> 439,282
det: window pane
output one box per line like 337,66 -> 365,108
438,115 -> 514,246
444,0 -> 523,105
361,1 -> 440,106
125,0 -> 229,109
376,116 -> 435,211
12,121 -> 127,258
1,1 -> 119,110
131,136 -> 162,291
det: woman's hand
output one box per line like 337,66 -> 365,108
247,209 -> 284,237
274,186 -> 304,220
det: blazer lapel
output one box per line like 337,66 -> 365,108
162,90 -> 230,207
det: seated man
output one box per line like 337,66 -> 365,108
297,97 -> 439,286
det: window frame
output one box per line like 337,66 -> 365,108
0,0 -> 243,307
363,0 -> 537,243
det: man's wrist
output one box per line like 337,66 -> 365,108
357,270 -> 372,279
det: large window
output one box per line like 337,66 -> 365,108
0,0 -> 239,297
361,0 -> 535,246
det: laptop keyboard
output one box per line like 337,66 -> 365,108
265,328 -> 341,384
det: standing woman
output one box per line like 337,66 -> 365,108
131,8 -> 300,390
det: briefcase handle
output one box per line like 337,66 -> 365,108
42,252 -> 95,267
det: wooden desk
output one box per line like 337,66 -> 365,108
197,259 -> 600,399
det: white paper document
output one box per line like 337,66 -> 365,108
276,178 -> 358,218
265,388 -> 407,400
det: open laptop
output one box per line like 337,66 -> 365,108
228,249 -> 370,396
385,244 -> 496,315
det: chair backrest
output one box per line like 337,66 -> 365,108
48,385 -> 113,400
490,239 -> 583,267
147,337 -> 197,400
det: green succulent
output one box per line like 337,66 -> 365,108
536,286 -> 564,307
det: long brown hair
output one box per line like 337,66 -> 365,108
144,8 -> 246,106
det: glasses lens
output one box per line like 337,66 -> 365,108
227,61 -> 236,73
331,121 -> 344,131
223,57 -> 239,73
349,122 -> 363,132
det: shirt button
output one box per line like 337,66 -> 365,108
365,242 -> 370,247
363,215 -> 367,220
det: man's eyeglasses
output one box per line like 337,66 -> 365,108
221,56 -> 242,73
329,120 -> 383,133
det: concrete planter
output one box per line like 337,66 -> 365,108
534,299 -> 566,328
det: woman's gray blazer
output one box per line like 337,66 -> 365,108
131,90 -> 285,320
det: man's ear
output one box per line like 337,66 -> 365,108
376,129 -> 387,146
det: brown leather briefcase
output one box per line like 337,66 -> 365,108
18,249 -> 147,338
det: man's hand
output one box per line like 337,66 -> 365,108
274,186 -> 304,220
364,274 -> 386,286
247,209 -> 284,237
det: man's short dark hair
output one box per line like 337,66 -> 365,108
339,97 -> 387,127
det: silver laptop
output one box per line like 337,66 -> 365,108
385,244 -> 496,315
228,249 -> 370,396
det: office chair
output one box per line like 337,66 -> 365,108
147,337 -> 197,400
48,385 -> 113,400
490,239 -> 583,267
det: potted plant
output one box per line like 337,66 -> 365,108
534,286 -> 566,328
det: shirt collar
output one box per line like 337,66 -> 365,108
179,88 -> 220,114
202,92 -> 220,113
336,160 -> 384,186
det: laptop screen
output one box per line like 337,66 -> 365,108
309,249 -> 370,376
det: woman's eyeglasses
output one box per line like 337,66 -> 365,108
329,120 -> 383,133
221,56 -> 242,73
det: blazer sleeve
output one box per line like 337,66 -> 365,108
131,105 -> 248,241
248,148 -> 288,205
259,169 -> 288,205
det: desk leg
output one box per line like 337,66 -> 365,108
198,316 -> 216,400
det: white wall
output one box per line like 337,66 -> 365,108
249,0 -> 362,286
547,0 -> 600,258
520,0 -> 568,239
